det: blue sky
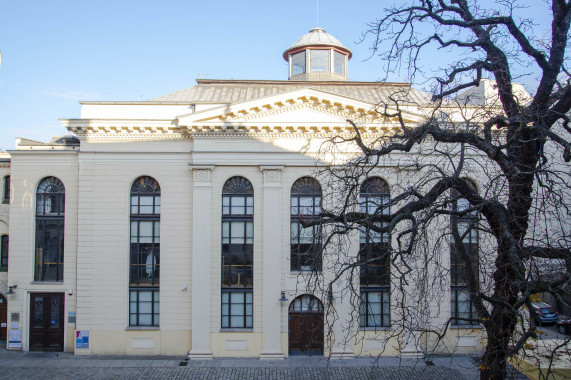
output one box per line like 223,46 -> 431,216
0,1 -> 553,150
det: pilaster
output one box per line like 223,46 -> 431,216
188,165 -> 214,360
259,166 -> 285,360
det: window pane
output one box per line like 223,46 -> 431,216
139,314 -> 152,326
311,50 -> 329,72
292,51 -> 306,75
334,51 -> 345,75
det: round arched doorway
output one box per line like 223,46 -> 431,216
288,294 -> 324,356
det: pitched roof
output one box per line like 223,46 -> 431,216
151,79 -> 432,106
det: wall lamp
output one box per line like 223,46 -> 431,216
279,291 -> 288,302
7,285 -> 17,295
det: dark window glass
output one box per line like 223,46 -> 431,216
2,176 -> 9,203
292,51 -> 306,76
34,177 -> 65,282
290,177 -> 322,271
359,177 -> 391,328
0,235 -> 8,270
129,176 -> 160,326
450,184 -> 479,325
221,290 -> 253,328
221,177 -> 253,328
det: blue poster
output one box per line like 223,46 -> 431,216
76,331 -> 89,349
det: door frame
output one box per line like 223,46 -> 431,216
28,292 -> 65,352
288,294 -> 324,356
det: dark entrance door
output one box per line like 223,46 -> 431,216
29,293 -> 64,352
288,295 -> 324,355
0,294 -> 6,340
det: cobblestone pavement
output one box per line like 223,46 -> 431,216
0,366 -> 462,380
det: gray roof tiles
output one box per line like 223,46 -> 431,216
151,79 -> 432,107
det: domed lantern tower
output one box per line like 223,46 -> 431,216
283,27 -> 352,81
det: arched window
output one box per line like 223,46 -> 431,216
221,176 -> 253,329
2,175 -> 9,204
450,180 -> 479,325
290,177 -> 322,271
35,177 -> 65,282
288,294 -> 324,313
129,176 -> 160,326
359,177 -> 390,328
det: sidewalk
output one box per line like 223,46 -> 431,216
0,347 -> 526,380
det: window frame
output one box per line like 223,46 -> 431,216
221,177 -> 254,329
450,187 -> 480,326
129,288 -> 160,327
221,289 -> 253,329
129,176 -> 161,327
0,235 -> 8,271
34,177 -> 65,282
359,177 -> 391,328
290,177 -> 322,272
2,175 -> 9,204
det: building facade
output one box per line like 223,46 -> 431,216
3,28 -> 487,358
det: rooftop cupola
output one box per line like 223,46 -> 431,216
283,27 -> 352,81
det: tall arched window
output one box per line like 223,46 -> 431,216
35,177 -> 65,282
450,181 -> 479,325
129,176 -> 160,326
221,176 -> 253,329
290,177 -> 322,271
359,177 -> 391,328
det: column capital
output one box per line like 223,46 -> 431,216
190,165 -> 215,184
259,166 -> 284,186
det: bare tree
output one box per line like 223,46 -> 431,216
309,1 -> 571,379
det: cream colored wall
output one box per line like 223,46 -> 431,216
74,149 -> 193,355
7,151 -> 79,352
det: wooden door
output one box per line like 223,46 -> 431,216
288,295 -> 324,355
29,293 -> 64,352
0,294 -> 6,340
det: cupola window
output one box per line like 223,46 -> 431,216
334,51 -> 346,76
310,50 -> 329,72
292,51 -> 306,76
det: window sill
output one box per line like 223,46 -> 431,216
30,281 -> 64,284
220,328 -> 254,332
126,326 -> 160,331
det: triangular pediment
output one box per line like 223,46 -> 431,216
176,88 -> 425,130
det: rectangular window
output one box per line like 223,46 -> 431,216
451,288 -> 478,325
310,50 -> 329,72
292,51 -> 306,76
290,222 -> 321,271
450,211 -> 479,325
130,220 -> 160,286
359,231 -> 390,327
360,290 -> 390,327
129,289 -> 159,326
34,219 -> 64,282
334,51 -> 345,76
2,176 -> 9,204
221,290 -> 253,328
221,220 -> 253,287
0,235 -> 8,270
